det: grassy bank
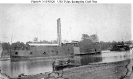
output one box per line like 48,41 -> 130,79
11,59 -> 130,79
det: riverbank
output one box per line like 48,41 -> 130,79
11,59 -> 130,79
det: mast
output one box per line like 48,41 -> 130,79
57,18 -> 62,46
11,34 -> 13,44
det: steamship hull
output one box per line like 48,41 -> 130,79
10,55 -> 71,61
10,45 -> 75,60
10,18 -> 101,60
10,45 -> 101,60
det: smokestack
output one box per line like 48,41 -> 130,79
57,18 -> 62,46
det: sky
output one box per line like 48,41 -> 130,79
0,4 -> 132,43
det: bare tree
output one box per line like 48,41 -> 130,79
81,34 -> 89,40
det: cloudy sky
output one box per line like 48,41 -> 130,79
0,4 -> 131,43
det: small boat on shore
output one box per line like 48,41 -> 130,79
53,59 -> 80,71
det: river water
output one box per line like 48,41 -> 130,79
0,50 -> 132,78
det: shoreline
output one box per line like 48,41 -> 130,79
11,59 -> 131,79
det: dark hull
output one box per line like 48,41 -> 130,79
74,52 -> 101,56
10,55 -> 71,61
54,64 -> 80,71
10,52 -> 101,61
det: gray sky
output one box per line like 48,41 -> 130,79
0,4 -> 131,43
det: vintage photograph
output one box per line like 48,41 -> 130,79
0,4 -> 132,79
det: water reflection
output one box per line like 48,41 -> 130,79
0,60 -> 53,78
71,55 -> 102,65
0,51 -> 131,78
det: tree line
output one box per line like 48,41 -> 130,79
0,34 -> 132,51
0,42 -> 30,51
78,34 -> 132,51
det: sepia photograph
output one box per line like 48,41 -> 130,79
0,3 -> 132,79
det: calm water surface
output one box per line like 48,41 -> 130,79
0,51 -> 132,78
